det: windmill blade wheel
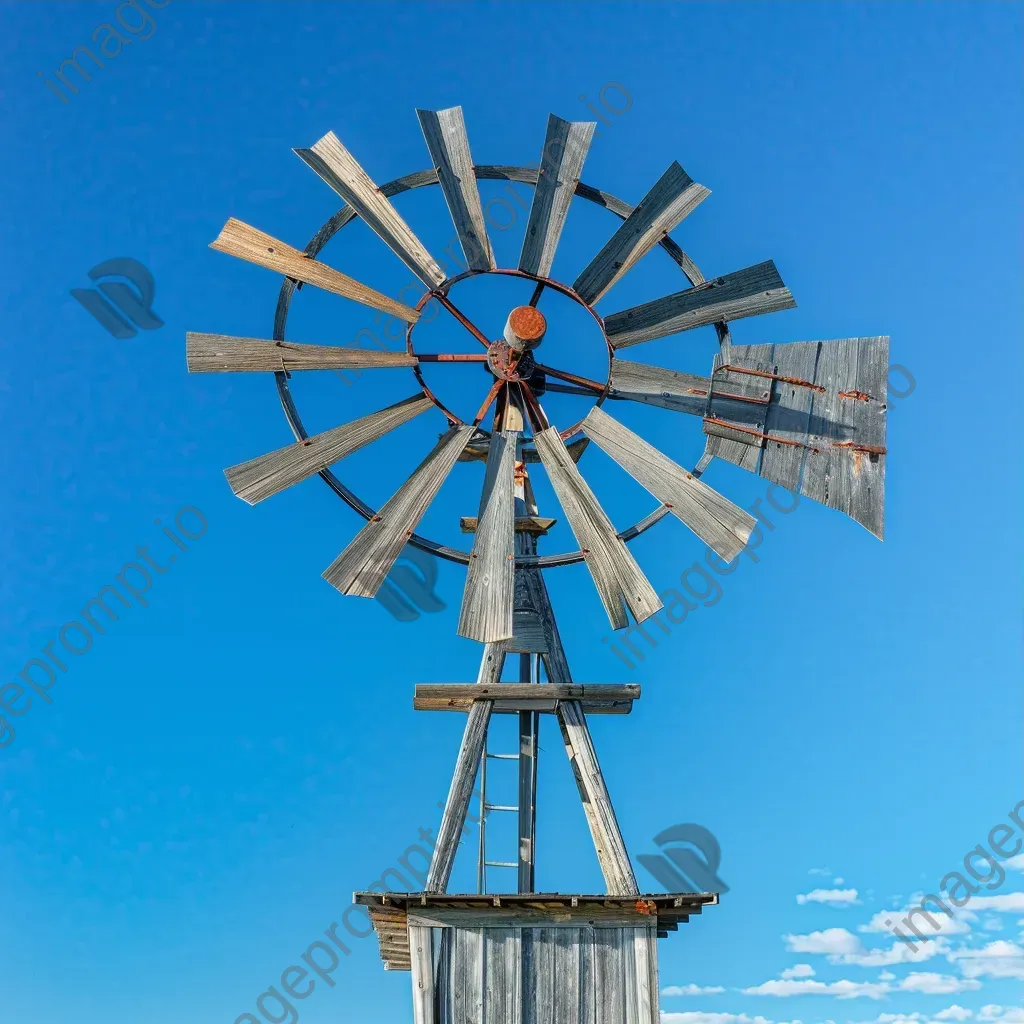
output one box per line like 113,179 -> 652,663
189,105 -> 886,642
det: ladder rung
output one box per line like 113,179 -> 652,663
486,753 -> 520,760
484,860 -> 518,868
484,803 -> 518,812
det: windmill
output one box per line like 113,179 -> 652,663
187,106 -> 888,1023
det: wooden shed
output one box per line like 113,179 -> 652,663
357,892 -> 718,1023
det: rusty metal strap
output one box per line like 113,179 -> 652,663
703,417 -> 887,456
715,363 -> 825,393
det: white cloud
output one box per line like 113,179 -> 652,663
660,1014 -> 775,1024
935,1008 -> 974,1022
835,877 -> 846,885
1003,853 -> 1024,872
834,938 -> 949,967
741,977 -> 889,999
661,984 -> 726,996
949,939 -> 1024,980
797,888 -> 861,907
970,893 -> 1024,913
785,928 -> 862,955
977,1006 -> 1024,1023
779,964 -> 815,979
860,906 -> 972,938
848,1011 -> 973,1024
897,972 -> 981,995
981,914 -> 1004,931
809,866 -> 832,876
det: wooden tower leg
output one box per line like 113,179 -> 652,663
426,644 -> 505,893
557,699 -> 639,896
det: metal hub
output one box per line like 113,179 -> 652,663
486,339 -> 537,380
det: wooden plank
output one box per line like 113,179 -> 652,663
296,131 -> 446,288
450,927 -> 483,1024
225,394 -> 431,505
604,260 -> 796,349
460,436 -> 588,464
415,684 -> 639,701
185,332 -> 418,373
519,115 -> 595,277
408,923 -> 435,1024
425,699 -> 493,892
553,928 -> 583,1023
324,424 -> 477,598
595,927 -> 628,1023
574,162 -> 709,304
524,926 -> 556,1024
609,359 -> 711,417
701,344 -> 775,473
583,406 -> 755,562
557,700 -> 639,895
457,431 -> 517,643
408,907 -> 653,929
209,218 -> 420,321
414,696 -> 633,715
633,924 -> 658,1024
534,426 -> 662,630
460,515 -> 557,535
417,106 -> 495,272
483,927 -> 521,1024
798,336 -> 888,539
758,340 -> 821,494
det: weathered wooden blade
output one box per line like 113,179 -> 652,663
519,115 -> 595,277
210,218 -> 420,322
609,358 -> 711,416
224,394 -> 432,505
604,261 -> 796,349
296,132 -> 446,288
324,424 -> 478,597
573,162 -> 710,304
416,107 -> 495,272
582,407 -> 755,562
533,426 -> 662,630
457,430 -> 518,643
703,337 -> 888,539
186,332 -> 417,373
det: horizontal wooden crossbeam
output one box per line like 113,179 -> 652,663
459,515 -> 557,535
414,683 -> 640,715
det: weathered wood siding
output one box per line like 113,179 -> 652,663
424,921 -> 658,1024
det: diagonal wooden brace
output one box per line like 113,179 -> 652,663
556,699 -> 639,895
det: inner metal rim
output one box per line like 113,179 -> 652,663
406,266 -> 613,441
271,164 -> 725,569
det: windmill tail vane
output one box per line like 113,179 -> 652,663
187,103 -> 888,1022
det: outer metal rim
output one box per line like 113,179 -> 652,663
271,164 -> 728,569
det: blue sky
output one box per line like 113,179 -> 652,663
0,2 -> 1021,1023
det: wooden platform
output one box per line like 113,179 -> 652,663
414,683 -> 640,715
354,891 -> 718,972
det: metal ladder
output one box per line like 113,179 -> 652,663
475,651 -> 541,894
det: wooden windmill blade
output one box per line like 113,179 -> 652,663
324,424 -> 479,597
573,162 -> 710,305
457,430 -> 518,643
295,132 -> 447,288
210,219 -> 420,322
519,115 -> 596,278
224,394 -> 432,505
582,406 -> 755,562
604,260 -> 796,349
416,106 -> 496,273
702,336 -> 889,538
186,333 -> 417,373
533,426 -> 662,630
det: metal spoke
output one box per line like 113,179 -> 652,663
432,291 -> 493,350
534,363 -> 605,394
417,353 -> 489,363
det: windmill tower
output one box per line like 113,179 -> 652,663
188,106 -> 888,1023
